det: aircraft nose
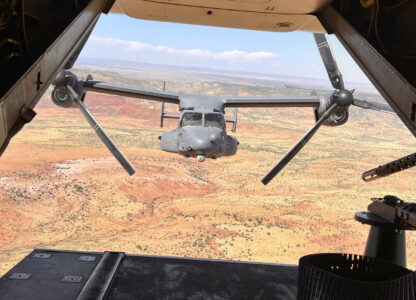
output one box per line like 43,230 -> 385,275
179,127 -> 224,156
210,132 -> 221,144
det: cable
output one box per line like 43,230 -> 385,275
373,0 -> 416,59
374,0 -> 390,56
21,0 -> 32,58
367,2 -> 376,37
0,0 -> 17,31
386,0 -> 413,10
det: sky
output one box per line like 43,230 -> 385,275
79,13 -> 373,85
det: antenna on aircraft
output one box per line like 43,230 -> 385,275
161,81 -> 166,128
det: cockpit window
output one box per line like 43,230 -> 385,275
180,112 -> 202,127
204,113 -> 225,130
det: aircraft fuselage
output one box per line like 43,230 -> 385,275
160,110 -> 238,162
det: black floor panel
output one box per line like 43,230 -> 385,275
0,249 -> 298,300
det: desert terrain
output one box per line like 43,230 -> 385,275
0,62 -> 415,275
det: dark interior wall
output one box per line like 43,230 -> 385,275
0,0 -> 91,98
332,0 -> 416,89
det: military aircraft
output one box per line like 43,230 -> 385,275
50,33 -> 393,184
0,0 -> 415,299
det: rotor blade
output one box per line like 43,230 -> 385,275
353,98 -> 395,113
66,85 -> 136,176
224,96 -> 321,108
262,103 -> 339,185
82,81 -> 180,104
313,33 -> 345,90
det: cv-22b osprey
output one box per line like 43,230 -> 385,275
51,33 -> 393,185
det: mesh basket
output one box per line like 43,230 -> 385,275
298,253 -> 416,300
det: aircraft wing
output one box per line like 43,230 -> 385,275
111,0 -> 326,32
224,96 -> 321,108
83,81 -> 181,104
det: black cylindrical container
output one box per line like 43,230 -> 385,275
298,253 -> 415,300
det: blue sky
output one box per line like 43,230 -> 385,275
79,13 -> 372,85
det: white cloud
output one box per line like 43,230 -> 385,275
89,36 -> 278,63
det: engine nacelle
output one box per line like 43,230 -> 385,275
160,129 -> 180,153
315,92 -> 349,126
224,135 -> 239,156
51,70 -> 83,108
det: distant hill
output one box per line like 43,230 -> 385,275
69,58 -> 388,111
76,57 -> 379,94
0,56 -> 407,277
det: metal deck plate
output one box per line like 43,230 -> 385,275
0,249 -> 102,300
0,249 -> 298,300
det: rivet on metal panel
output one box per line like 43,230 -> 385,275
79,255 -> 96,262
9,273 -> 31,280
62,275 -> 83,283
33,253 -> 51,259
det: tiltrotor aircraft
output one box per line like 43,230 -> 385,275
51,33 -> 392,184
0,0 -> 415,299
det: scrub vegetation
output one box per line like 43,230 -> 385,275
0,66 -> 415,275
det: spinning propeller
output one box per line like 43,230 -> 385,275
52,71 -> 136,176
261,33 -> 393,185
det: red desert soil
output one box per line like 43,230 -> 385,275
0,92 -> 415,275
